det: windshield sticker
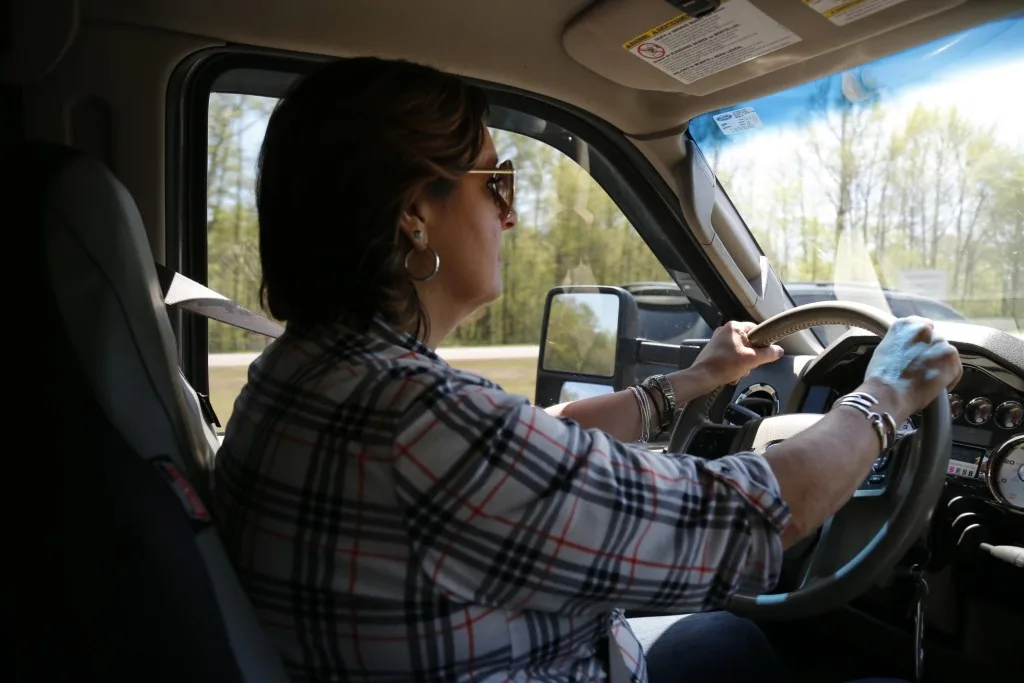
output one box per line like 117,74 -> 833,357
804,0 -> 910,27
622,0 -> 800,85
712,106 -> 763,135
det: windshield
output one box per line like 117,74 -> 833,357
690,14 -> 1023,343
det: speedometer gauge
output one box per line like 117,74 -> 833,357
985,434 -> 1023,511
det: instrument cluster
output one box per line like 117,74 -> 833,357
943,365 -> 1023,512
945,365 -> 1023,431
949,393 -> 1022,430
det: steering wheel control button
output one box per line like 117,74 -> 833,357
949,394 -> 963,421
965,397 -> 993,425
895,418 -> 916,440
872,451 -> 891,472
994,400 -> 1023,430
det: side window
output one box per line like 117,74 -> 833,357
203,87 -> 700,426
444,127 -> 678,401
206,93 -> 278,430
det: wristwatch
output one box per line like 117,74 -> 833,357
641,374 -> 677,431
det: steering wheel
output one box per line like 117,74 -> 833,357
667,301 -> 951,619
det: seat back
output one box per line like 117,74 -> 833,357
19,140 -> 289,682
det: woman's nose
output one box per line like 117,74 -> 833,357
502,207 -> 518,230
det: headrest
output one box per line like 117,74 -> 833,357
25,140 -> 212,490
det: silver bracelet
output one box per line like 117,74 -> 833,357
628,385 -> 655,443
640,385 -> 656,442
627,386 -> 645,442
832,392 -> 897,451
638,385 -> 654,443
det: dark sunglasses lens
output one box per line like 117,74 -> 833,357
498,161 -> 515,209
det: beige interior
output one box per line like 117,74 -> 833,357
6,0 -> 1023,328
65,0 -> 1023,135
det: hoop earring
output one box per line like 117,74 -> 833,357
405,247 -> 440,282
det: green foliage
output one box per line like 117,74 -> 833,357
445,129 -> 671,346
704,99 -> 1022,331
206,93 -> 1023,354
206,94 -> 278,353
206,104 -> 671,351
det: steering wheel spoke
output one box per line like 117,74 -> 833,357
797,514 -> 835,589
741,413 -> 824,455
795,495 -> 896,590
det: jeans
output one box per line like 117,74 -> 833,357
628,611 -> 908,683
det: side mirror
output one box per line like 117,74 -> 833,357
534,285 -> 640,407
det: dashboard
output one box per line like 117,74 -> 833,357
731,322 -> 1024,514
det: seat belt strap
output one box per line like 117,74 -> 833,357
607,632 -> 633,683
154,262 -> 284,339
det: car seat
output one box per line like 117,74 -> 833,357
17,139 -> 290,682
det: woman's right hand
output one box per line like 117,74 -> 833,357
862,316 -> 963,420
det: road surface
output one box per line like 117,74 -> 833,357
209,332 -> 1023,367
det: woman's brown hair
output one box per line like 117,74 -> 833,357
255,57 -> 490,339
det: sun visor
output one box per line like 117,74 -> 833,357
563,0 -> 967,95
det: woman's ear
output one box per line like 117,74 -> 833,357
398,192 -> 429,250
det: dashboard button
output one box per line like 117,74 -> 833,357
868,474 -> 885,485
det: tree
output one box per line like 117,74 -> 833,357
207,93 -> 276,352
711,88 -> 1022,330
203,87 -> 1024,353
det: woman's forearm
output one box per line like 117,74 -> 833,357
544,367 -> 718,442
764,379 -> 910,548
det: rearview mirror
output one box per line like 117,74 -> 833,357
535,286 -> 640,407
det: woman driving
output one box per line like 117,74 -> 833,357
212,56 -> 962,683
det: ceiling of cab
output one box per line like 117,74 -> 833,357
78,0 -> 1022,137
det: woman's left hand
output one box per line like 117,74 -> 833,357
688,320 -> 785,388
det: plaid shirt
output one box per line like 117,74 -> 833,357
213,317 -> 790,682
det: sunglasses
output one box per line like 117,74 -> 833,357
466,160 -> 515,220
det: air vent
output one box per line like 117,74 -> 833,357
736,383 -> 779,418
